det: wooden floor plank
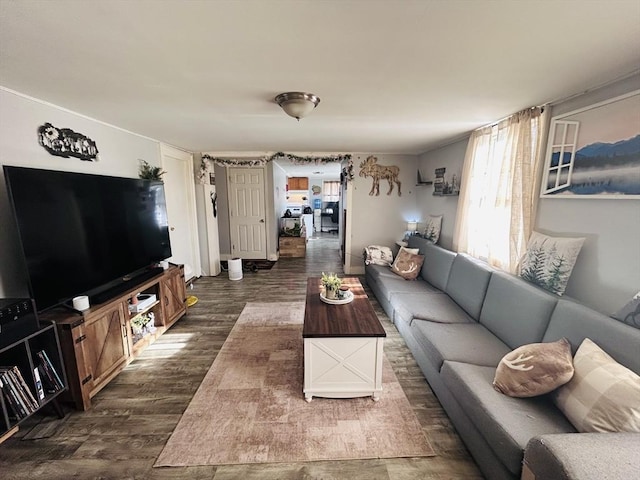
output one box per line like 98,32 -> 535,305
0,233 -> 482,479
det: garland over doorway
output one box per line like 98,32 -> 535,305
198,152 -> 352,184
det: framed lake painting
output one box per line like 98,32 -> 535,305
540,90 -> 640,199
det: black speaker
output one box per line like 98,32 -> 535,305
0,298 -> 40,349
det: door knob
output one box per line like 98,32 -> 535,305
170,227 -> 175,231
259,219 -> 264,223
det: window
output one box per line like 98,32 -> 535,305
453,107 -> 545,272
322,181 -> 340,202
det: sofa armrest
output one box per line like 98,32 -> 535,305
523,433 -> 640,480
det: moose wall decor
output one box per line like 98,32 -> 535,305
359,155 -> 401,196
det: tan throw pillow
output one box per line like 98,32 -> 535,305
390,246 -> 419,270
554,338 -> 640,433
391,249 -> 424,280
493,338 -> 574,398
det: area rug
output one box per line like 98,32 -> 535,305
155,302 -> 434,467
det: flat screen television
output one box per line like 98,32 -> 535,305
4,166 -> 172,312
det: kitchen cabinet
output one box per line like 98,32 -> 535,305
288,177 -> 309,190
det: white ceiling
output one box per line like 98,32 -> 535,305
1,1 -> 639,178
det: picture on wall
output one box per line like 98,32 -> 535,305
540,90 -> 640,199
37,122 -> 99,161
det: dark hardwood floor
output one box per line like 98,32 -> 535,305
0,233 -> 482,479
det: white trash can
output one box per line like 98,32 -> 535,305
228,258 -> 243,281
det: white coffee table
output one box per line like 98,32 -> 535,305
302,277 -> 386,402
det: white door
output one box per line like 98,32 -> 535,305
228,167 -> 267,259
160,144 -> 200,280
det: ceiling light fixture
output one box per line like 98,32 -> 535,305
275,92 -> 320,121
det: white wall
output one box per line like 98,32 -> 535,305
213,163 -> 231,256
0,88 -> 162,297
535,74 -> 640,314
264,161 -> 279,261
348,153 -> 420,272
414,74 -> 640,314
308,176 -> 324,209
417,139 -> 468,250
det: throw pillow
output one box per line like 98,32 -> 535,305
363,245 -> 394,266
493,338 -> 574,398
519,231 -> 585,296
611,291 -> 640,328
554,338 -> 640,433
423,215 -> 443,244
391,246 -> 419,270
391,249 -> 424,280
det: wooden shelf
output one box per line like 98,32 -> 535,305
0,425 -> 19,445
416,171 -> 432,186
41,265 -> 187,411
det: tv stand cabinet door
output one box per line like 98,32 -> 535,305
161,266 -> 187,326
83,302 -> 130,399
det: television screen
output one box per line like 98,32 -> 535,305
4,166 -> 172,312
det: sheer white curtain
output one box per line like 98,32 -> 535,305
453,107 -> 546,273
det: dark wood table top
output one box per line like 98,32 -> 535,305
303,277 -> 386,338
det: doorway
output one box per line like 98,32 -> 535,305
160,144 -> 200,280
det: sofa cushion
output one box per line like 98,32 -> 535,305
408,236 -> 455,291
365,264 -> 399,282
554,338 -> 640,433
374,275 -> 441,302
543,299 -> 640,375
493,338 -> 574,398
392,292 -> 474,325
441,361 -> 576,476
411,321 -> 511,370
445,253 -> 494,320
479,271 -> 558,349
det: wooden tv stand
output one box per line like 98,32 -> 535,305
40,264 -> 187,411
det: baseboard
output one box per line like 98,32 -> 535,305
345,265 -> 365,275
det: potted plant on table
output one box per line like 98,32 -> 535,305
321,272 -> 342,300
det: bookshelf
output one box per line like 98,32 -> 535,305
0,322 -> 66,443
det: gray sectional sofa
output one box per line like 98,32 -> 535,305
364,236 -> 640,480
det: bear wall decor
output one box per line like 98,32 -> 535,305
37,123 -> 100,161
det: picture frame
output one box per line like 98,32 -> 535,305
540,90 -> 640,199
